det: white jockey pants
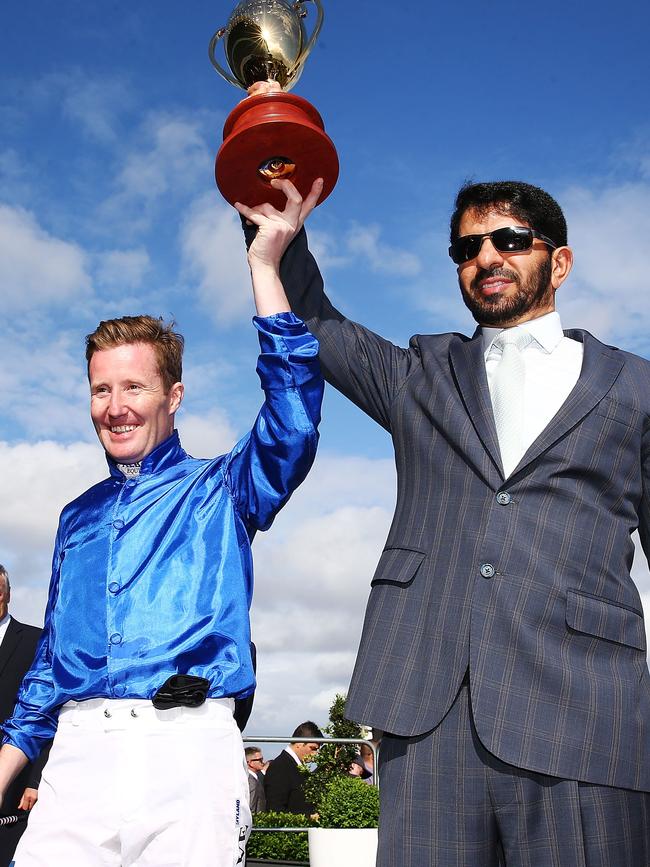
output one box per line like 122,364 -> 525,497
12,697 -> 251,867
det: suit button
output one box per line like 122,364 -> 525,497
112,519 -> 124,530
480,563 -> 495,579
108,582 -> 120,594
496,491 -> 511,505
109,632 -> 123,645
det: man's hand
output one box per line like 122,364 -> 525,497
247,80 -> 282,98
235,177 -> 323,274
18,786 -> 38,811
234,177 -> 323,317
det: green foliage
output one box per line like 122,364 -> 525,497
247,811 -> 311,862
316,774 -> 380,829
302,693 -> 378,829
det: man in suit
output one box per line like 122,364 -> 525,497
264,721 -> 322,815
237,178 -> 650,865
0,565 -> 48,867
244,747 -> 267,814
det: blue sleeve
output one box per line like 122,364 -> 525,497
223,312 -> 323,531
2,526 -> 63,761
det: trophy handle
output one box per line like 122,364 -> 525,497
288,0 -> 324,83
208,27 -> 246,91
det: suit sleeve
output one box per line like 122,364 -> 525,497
639,418 -> 650,567
1,529 -> 63,762
223,312 -> 323,532
263,757 -> 289,812
243,221 -> 416,433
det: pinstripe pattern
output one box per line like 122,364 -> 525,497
254,224 -> 650,859
378,681 -> 650,866
273,227 -> 650,795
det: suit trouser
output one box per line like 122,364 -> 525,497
377,679 -> 650,867
11,697 -> 251,867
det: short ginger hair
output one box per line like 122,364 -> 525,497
85,315 -> 184,392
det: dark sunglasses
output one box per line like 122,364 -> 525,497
448,226 -> 557,265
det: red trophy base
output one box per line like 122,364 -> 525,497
215,92 -> 338,210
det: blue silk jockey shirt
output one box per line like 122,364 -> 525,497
2,313 -> 323,762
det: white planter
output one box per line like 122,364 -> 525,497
308,827 -> 378,867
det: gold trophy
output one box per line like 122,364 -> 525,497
209,0 -> 338,209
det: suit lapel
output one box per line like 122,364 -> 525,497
449,333 -> 504,477
0,618 -> 21,678
449,329 -> 625,482
511,330 -> 625,476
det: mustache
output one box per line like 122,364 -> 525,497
471,267 -> 519,291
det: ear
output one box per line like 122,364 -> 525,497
168,382 -> 184,415
550,246 -> 573,290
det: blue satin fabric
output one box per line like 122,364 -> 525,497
3,313 -> 323,762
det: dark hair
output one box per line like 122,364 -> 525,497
450,181 -> 567,248
86,315 -> 184,393
292,720 -> 324,740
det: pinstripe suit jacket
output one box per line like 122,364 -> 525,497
269,227 -> 650,793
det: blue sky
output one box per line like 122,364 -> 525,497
1,0 -> 649,745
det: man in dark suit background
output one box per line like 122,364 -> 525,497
0,565 -> 48,867
237,176 -> 650,865
264,721 -> 322,816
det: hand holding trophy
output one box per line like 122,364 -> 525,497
209,0 -> 338,209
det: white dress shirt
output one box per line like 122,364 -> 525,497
283,746 -> 303,766
0,612 -> 10,646
483,311 -> 583,471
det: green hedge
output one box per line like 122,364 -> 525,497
247,811 -> 311,862
317,776 -> 379,829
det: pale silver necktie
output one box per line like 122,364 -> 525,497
490,329 -> 532,477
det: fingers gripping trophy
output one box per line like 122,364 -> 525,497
209,0 -> 338,209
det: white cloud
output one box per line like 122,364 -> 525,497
61,76 -> 133,143
558,180 -> 650,350
346,223 -> 422,277
0,325 -> 92,441
96,247 -> 151,289
98,112 -> 214,235
180,193 -> 253,324
0,203 -> 92,309
0,440 -> 106,627
112,114 -> 210,203
176,408 -> 238,458
309,223 -> 423,278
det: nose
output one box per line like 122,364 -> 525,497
475,236 -> 504,270
108,389 -> 128,418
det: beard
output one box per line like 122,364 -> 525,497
460,256 -> 553,326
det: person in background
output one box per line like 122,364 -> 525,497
0,565 -> 50,867
264,721 -> 323,816
245,747 -> 267,814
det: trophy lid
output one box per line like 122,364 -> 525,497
224,0 -> 307,90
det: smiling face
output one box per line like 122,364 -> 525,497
89,342 -> 184,464
456,208 -> 572,327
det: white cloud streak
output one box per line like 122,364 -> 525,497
180,193 -> 252,325
0,203 -> 92,309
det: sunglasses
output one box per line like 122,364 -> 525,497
448,226 -> 557,265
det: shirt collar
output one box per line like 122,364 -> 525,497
106,430 -> 186,479
481,311 -> 564,358
0,613 -> 10,630
284,746 -> 303,766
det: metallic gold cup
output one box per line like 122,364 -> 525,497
209,0 -> 338,209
